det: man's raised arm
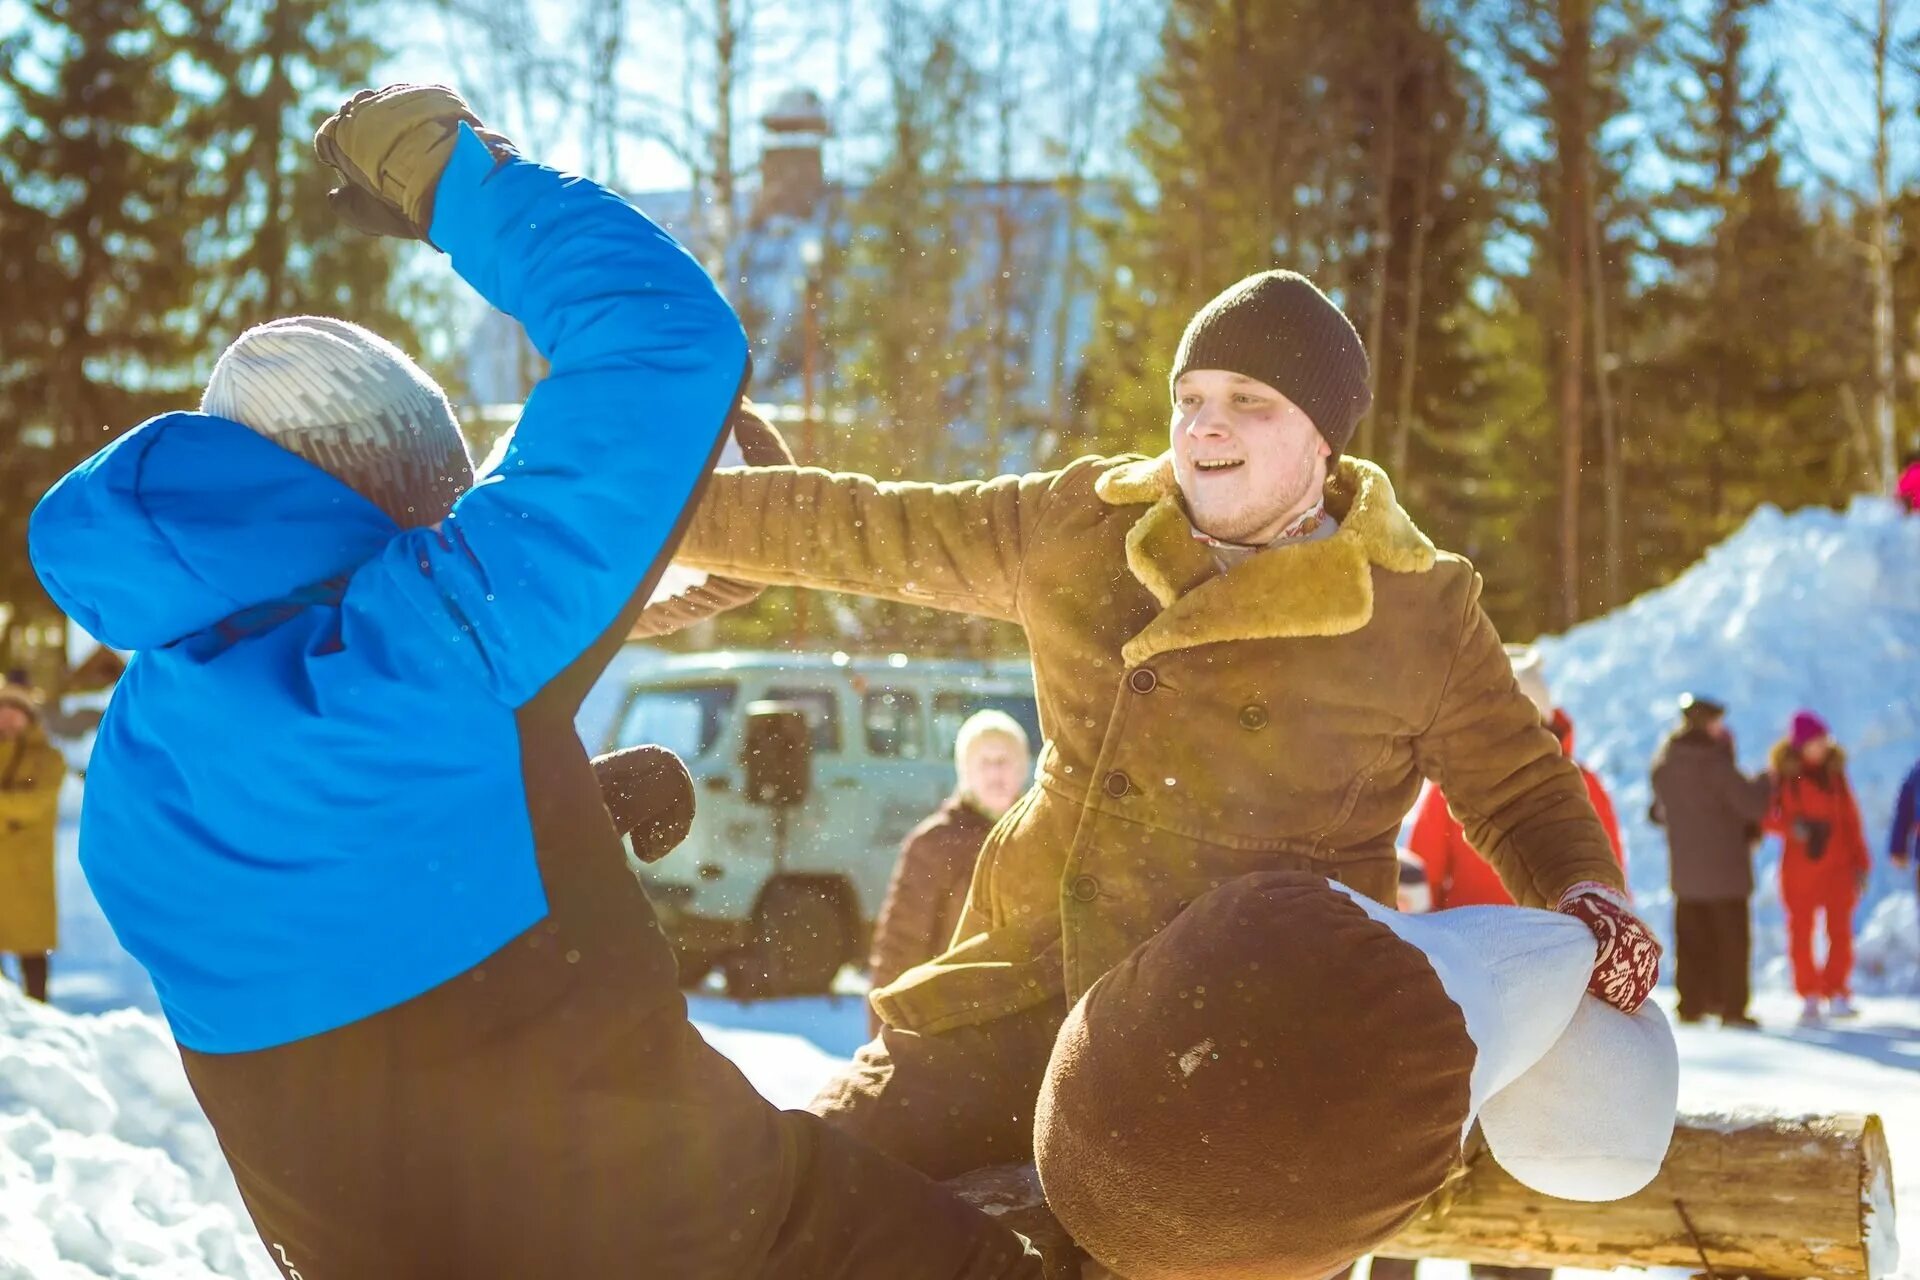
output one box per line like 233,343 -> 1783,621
671,463 -> 1065,624
316,87 -> 748,706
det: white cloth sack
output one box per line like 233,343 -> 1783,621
1331,883 -> 1677,1201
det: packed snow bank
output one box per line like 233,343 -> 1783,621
0,984 -> 274,1280
1538,497 -> 1920,990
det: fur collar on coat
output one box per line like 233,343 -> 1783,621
1092,453 -> 1438,666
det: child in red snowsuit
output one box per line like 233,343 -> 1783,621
1766,712 -> 1871,1023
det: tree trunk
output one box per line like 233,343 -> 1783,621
1556,0 -> 1591,628
711,0 -> 741,280
1871,0 -> 1898,493
987,0 -> 1017,474
1389,60 -> 1433,482
1360,4 -> 1398,462
1585,152 -> 1621,612
949,1112 -> 1898,1280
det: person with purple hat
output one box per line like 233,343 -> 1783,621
1766,711 -> 1871,1025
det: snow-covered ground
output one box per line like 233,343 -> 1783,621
7,498 -> 1918,1277
4,966 -> 1918,1278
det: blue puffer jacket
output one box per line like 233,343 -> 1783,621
29,125 -> 748,1054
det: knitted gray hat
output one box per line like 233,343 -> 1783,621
202,316 -> 474,527
1170,270 -> 1373,456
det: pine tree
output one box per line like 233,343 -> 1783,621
831,0 -> 981,481
1078,0 -> 1368,457
1077,0 -> 1500,550
1475,0 -> 1662,633
0,0 -> 207,667
1635,0 -> 1862,587
175,0 -> 423,358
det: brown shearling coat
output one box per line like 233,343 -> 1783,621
673,453 -> 1623,1035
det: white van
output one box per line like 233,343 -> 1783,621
598,649 -> 1038,995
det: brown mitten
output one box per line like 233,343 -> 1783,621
313,84 -> 514,242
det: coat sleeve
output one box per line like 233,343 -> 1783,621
1762,781 -> 1789,838
868,824 -> 951,991
1713,760 -> 1772,825
667,464 -> 1067,624
342,125 -> 748,707
1890,766 -> 1920,859
0,740 -> 65,826
1409,576 -> 1623,907
1840,777 -> 1873,876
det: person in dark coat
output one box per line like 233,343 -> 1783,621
868,712 -> 1032,1031
27,84 -> 1039,1280
1649,695 -> 1772,1027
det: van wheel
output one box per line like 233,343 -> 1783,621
725,880 -> 851,999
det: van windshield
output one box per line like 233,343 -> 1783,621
616,682 -> 738,760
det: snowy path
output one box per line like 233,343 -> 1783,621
4,959 -> 1918,1277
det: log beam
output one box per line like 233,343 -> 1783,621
945,1112 -> 1897,1280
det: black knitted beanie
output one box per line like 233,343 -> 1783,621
1170,271 -> 1373,456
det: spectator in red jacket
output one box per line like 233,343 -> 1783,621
1767,711 -> 1871,1025
1406,649 -> 1625,911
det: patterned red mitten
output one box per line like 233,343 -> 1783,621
1556,881 -> 1661,1014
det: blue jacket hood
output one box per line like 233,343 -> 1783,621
29,412 -> 400,651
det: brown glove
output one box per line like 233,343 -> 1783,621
313,84 -> 514,242
628,403 -> 795,640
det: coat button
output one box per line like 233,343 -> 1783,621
1239,704 -> 1269,731
1071,874 -> 1100,902
1129,668 -> 1158,694
1104,770 -> 1132,798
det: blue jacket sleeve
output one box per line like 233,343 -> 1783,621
1891,764 -> 1920,860
344,125 -> 748,707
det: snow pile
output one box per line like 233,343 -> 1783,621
0,984 -> 274,1280
1538,497 -> 1920,990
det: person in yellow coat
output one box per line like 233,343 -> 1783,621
0,683 -> 63,1002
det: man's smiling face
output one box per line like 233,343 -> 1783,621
1169,369 -> 1331,545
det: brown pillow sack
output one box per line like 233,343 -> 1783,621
1034,871 -> 1475,1280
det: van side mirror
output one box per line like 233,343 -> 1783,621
742,701 -> 811,808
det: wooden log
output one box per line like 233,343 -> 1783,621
945,1112 -> 1897,1280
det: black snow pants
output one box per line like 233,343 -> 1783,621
1673,897 -> 1752,1021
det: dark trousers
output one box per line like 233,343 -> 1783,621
6,953 -> 47,1002
1673,898 -> 1751,1020
811,1000 -> 1067,1181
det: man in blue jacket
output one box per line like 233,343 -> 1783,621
29,85 -> 1039,1280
